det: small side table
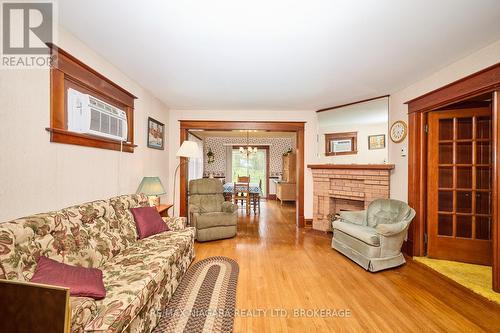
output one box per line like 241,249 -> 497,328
156,204 -> 173,218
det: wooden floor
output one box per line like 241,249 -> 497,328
193,200 -> 500,333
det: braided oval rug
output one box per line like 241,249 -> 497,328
154,256 -> 239,333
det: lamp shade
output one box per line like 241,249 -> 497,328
176,141 -> 200,158
136,177 -> 166,196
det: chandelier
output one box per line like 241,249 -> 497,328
239,130 -> 258,157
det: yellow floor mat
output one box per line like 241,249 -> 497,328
413,257 -> 500,304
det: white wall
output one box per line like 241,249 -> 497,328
318,122 -> 388,164
168,110 -> 317,218
389,39 -> 500,201
0,28 -> 171,222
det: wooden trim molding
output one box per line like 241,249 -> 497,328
180,120 -> 305,131
307,164 -> 395,170
406,63 -> 500,292
179,120 -> 306,227
47,44 -> 137,153
317,95 -> 390,112
405,62 -> 500,114
493,90 -> 500,291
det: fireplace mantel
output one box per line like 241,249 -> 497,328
310,164 -> 392,231
308,164 -> 395,170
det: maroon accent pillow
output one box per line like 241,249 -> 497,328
130,206 -> 169,239
30,256 -> 106,299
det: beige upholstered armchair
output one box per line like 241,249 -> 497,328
189,178 -> 238,242
331,199 -> 415,272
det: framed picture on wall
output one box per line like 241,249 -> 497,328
147,117 -> 165,150
368,134 -> 386,150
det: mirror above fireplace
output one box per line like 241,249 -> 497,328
317,96 -> 389,163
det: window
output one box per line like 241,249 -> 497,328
46,44 -> 137,153
231,148 -> 268,196
325,132 -> 358,156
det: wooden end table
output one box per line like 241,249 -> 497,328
156,204 -> 173,218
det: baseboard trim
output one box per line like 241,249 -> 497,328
304,218 -> 313,227
268,194 -> 277,200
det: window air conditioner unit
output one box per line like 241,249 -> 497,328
67,88 -> 128,142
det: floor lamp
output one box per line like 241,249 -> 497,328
172,141 -> 200,216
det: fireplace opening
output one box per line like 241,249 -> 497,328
331,198 -> 364,218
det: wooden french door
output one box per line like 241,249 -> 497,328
427,107 -> 493,265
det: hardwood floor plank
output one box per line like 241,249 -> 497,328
193,200 -> 500,332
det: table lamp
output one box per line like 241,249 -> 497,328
137,176 -> 166,206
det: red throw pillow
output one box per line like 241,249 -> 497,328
30,256 -> 106,299
130,206 -> 169,239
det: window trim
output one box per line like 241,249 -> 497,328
46,43 -> 137,153
324,132 -> 358,156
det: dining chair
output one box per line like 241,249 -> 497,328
233,181 -> 250,215
250,179 -> 262,213
237,175 -> 250,183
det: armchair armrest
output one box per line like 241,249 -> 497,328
162,216 -> 187,231
337,210 -> 367,225
221,201 -> 237,213
375,221 -> 409,237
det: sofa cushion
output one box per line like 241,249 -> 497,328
196,212 -> 237,229
61,199 -> 126,268
85,227 -> 195,332
70,297 -> 98,333
130,206 -> 168,239
162,216 -> 187,231
30,256 -> 106,299
109,194 -> 149,244
0,211 -> 72,281
332,220 -> 380,246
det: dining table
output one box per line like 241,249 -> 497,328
223,182 -> 262,195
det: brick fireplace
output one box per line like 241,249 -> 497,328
308,164 -> 395,231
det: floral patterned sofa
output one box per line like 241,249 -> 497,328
0,194 -> 195,333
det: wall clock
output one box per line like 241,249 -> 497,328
390,120 -> 407,143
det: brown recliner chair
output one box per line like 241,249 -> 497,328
189,178 -> 238,242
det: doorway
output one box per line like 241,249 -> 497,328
179,120 -> 306,227
406,63 -> 500,292
427,106 -> 493,265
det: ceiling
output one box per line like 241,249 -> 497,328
59,1 -> 500,110
188,130 -> 295,139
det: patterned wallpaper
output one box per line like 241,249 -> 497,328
203,136 -> 296,178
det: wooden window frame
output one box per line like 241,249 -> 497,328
46,44 -> 137,153
324,132 -> 358,156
